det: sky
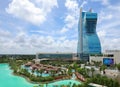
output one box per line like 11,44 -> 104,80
0,0 -> 120,54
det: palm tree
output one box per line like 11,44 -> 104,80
31,69 -> 35,75
36,69 -> 39,76
99,66 -> 102,74
91,67 -> 95,77
39,69 -> 43,77
68,68 -> 72,76
73,62 -> 78,71
50,70 -> 56,77
86,68 -> 90,76
117,63 -> 120,71
100,65 -> 107,74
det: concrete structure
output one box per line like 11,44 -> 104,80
77,8 -> 101,61
88,83 -> 107,87
90,50 -> 120,64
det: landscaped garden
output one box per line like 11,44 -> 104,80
0,55 -> 120,87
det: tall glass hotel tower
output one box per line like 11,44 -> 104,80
77,8 -> 101,61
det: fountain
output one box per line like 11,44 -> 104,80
71,73 -> 76,79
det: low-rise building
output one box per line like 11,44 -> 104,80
36,52 -> 79,60
90,50 -> 120,65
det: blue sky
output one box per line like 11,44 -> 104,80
0,0 -> 120,54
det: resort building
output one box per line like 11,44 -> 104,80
90,50 -> 120,65
36,53 -> 78,61
77,8 -> 101,61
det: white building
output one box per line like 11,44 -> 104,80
90,50 -> 120,64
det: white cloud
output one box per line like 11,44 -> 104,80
59,36 -> 66,41
108,5 -> 120,11
91,0 -> 109,6
6,0 -> 58,25
60,0 -> 79,34
0,29 -> 11,37
80,1 -> 87,7
65,15 -> 77,29
97,3 -> 120,52
98,30 -> 106,37
0,29 -> 77,54
100,38 -> 120,52
102,0 -> 109,5
98,11 -> 113,23
30,30 -> 50,35
60,27 -> 69,33
33,0 -> 58,12
65,0 -> 78,11
0,30 -> 12,47
14,32 -> 27,44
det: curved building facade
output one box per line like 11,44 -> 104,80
77,8 -> 101,60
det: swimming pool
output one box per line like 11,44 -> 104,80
45,79 -> 81,87
22,65 -> 52,77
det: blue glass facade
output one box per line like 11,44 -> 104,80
77,9 -> 101,60
38,53 -> 74,60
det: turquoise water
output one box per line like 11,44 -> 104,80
0,63 -> 36,87
45,79 -> 81,87
0,64 -> 81,87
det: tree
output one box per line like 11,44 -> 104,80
91,67 -> 95,77
31,69 -> 35,75
50,70 -> 56,77
36,69 -> 39,76
86,68 -> 90,77
91,60 -> 102,67
39,84 -> 44,87
100,65 -> 107,74
33,86 -> 38,87
39,69 -> 43,77
67,65 -> 73,76
117,63 -> 120,71
77,68 -> 87,77
73,62 -> 79,71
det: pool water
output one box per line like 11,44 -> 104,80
45,79 -> 81,87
